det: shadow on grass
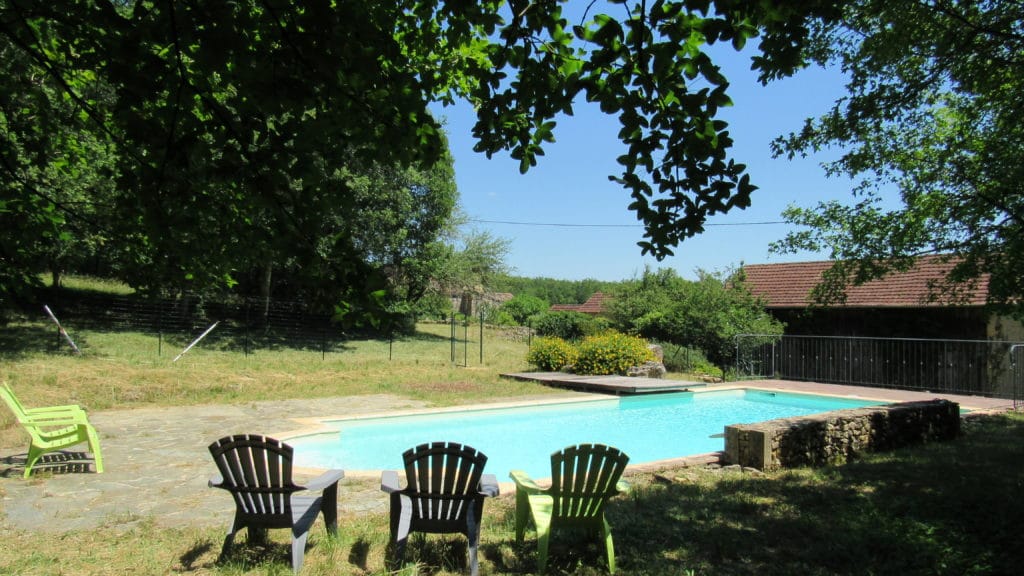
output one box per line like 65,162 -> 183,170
385,534 -> 475,575
176,540 -> 214,572
0,324 -> 78,360
483,414 -> 1024,575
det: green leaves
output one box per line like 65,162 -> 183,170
1,0 -> 851,319
606,266 -> 783,367
773,0 -> 1024,310
472,1 -> 832,260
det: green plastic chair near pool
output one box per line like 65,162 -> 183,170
510,443 -> 631,574
0,381 -> 104,478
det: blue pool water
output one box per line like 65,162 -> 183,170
291,389 -> 883,479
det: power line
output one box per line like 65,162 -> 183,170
468,218 -> 787,228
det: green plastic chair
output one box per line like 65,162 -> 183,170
510,444 -> 630,574
1,382 -> 104,478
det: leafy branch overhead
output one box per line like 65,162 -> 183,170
1,1 -> 841,311
470,0 -> 841,257
770,0 -> 1024,310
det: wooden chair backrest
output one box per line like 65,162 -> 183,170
402,441 -> 488,522
209,434 -> 300,519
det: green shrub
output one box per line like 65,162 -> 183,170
659,343 -> 721,376
412,292 -> 454,322
486,309 -> 516,326
526,336 -> 578,371
574,331 -> 655,375
532,311 -> 610,340
500,294 -> 549,325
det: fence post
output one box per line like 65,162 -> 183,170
157,301 -> 163,356
479,312 -> 484,365
244,299 -> 251,357
734,335 -> 740,380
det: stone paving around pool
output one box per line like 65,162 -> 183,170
0,394 -> 449,533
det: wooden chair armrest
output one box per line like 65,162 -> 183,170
305,469 -> 345,492
478,473 -> 500,497
380,470 -> 402,494
509,469 -> 544,494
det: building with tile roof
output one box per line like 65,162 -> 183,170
741,256 -> 1021,340
549,291 -> 610,315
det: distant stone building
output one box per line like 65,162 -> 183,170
451,291 -> 514,317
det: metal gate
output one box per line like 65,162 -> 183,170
735,334 -> 1024,404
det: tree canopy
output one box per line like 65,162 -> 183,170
771,0 -> 1024,312
1,0 -> 845,315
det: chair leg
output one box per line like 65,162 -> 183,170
23,444 -> 41,478
219,520 -> 241,561
291,529 -> 310,573
321,484 -> 339,535
84,424 -> 104,473
248,526 -> 268,544
536,520 -> 551,574
467,503 -> 482,576
388,494 -> 412,570
514,489 -> 530,542
602,516 -> 616,574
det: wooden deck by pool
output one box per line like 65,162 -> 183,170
503,371 -> 706,395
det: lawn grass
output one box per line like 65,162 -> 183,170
2,319 -> 1023,575
0,321 -> 558,445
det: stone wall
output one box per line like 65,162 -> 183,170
723,399 -> 961,471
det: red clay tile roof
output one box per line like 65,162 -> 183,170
742,257 -> 989,308
550,292 -> 609,314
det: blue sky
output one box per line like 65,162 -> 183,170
432,46 -> 855,282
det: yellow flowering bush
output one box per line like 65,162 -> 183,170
574,331 -> 654,375
526,336 -> 579,372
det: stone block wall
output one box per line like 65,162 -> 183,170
723,399 -> 961,471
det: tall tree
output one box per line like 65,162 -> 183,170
1,0 -> 845,318
771,0 -> 1024,312
433,229 -> 511,315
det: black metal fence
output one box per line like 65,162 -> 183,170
734,334 -> 1024,405
34,291 -> 346,356
27,291 -> 495,363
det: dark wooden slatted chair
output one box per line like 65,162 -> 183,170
208,434 -> 344,573
510,444 -> 631,573
380,441 -> 499,576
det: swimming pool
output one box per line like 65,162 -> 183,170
290,388 -> 884,479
